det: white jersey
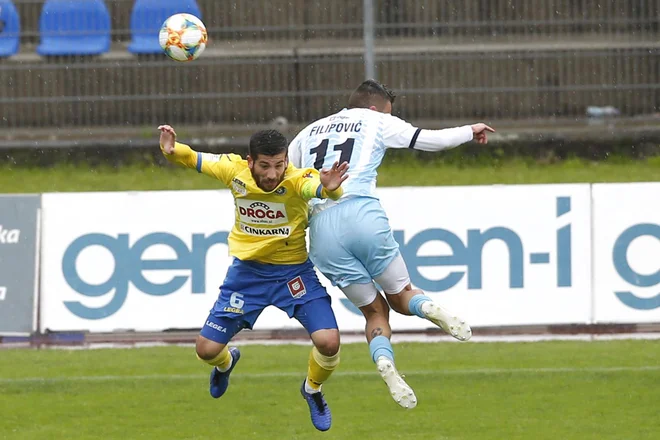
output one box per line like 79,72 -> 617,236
288,108 -> 473,215
288,108 -> 420,213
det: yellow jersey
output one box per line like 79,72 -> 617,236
162,142 -> 342,264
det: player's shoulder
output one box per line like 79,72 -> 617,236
214,153 -> 248,180
378,111 -> 406,123
378,112 -> 413,134
339,108 -> 397,130
286,164 -> 318,180
223,153 -> 246,164
310,109 -> 363,126
284,164 -> 319,186
340,107 -> 387,119
221,153 -> 248,172
333,107 -> 381,121
200,152 -> 245,165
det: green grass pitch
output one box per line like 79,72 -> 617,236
1,340 -> 658,439
3,156 -> 660,193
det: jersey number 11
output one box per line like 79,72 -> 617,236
310,138 -> 355,170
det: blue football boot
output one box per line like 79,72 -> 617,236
300,379 -> 332,431
209,347 -> 241,398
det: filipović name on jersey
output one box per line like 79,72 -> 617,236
309,121 -> 362,137
240,223 -> 291,237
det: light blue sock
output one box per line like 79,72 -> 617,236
408,294 -> 432,319
369,335 -> 394,363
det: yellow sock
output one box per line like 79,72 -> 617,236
197,347 -> 232,371
306,347 -> 340,391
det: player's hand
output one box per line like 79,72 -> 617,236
158,125 -> 177,154
320,161 -> 350,191
471,123 -> 495,144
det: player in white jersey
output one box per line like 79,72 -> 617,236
289,79 -> 495,409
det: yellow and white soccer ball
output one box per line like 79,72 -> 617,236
159,13 -> 208,62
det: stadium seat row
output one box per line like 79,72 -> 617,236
0,0 -> 201,57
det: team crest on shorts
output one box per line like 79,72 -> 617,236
287,276 -> 307,299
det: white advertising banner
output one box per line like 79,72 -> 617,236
375,184 -> 593,328
41,184 -> 593,333
41,191 -> 236,332
592,183 -> 660,323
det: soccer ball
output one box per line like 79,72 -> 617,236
159,13 -> 208,62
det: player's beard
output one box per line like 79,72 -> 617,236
254,171 -> 284,192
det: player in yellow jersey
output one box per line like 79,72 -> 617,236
158,125 -> 349,432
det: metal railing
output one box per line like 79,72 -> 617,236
2,0 -> 659,131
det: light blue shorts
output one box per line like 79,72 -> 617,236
309,197 -> 400,288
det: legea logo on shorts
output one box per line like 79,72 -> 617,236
61,232 -> 229,320
236,200 -> 288,225
612,223 -> 660,310
205,320 -> 227,333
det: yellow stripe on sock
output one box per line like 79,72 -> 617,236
197,347 -> 232,371
307,347 -> 340,390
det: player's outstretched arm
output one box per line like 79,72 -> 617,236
410,123 -> 496,151
158,125 -> 238,185
383,114 -> 495,152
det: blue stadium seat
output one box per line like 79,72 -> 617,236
128,0 -> 202,54
37,0 -> 111,56
0,0 -> 20,57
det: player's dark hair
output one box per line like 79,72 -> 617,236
248,129 -> 288,159
347,79 -> 396,110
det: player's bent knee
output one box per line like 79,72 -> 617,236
195,335 -> 225,360
311,329 -> 340,357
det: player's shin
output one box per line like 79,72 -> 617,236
365,317 -> 394,363
369,335 -> 394,363
306,347 -> 340,393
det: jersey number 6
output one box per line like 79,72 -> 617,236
310,138 -> 355,170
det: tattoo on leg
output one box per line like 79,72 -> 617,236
371,328 -> 383,338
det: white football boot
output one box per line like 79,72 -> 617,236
421,302 -> 472,341
376,357 -> 417,409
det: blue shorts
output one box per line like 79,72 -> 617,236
309,197 -> 400,288
200,258 -> 338,344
